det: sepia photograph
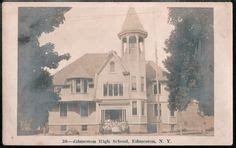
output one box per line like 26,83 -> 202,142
2,2 -> 232,145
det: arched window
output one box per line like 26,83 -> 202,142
139,37 -> 144,53
129,36 -> 136,49
110,61 -> 115,72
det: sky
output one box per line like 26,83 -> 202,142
39,4 -> 174,74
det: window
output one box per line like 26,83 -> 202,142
110,61 -> 115,72
141,77 -> 144,92
114,84 -> 118,96
122,38 -> 127,53
141,101 -> 145,115
83,79 -> 87,93
158,83 -> 161,94
159,104 -> 162,116
129,36 -> 136,49
76,79 -> 81,93
61,125 -> 66,131
60,103 -> 67,117
71,80 -> 74,92
154,104 -> 161,116
119,84 -> 123,96
153,84 -> 157,94
139,37 -> 144,53
170,110 -> 175,116
103,83 -> 123,96
81,125 -> 87,131
89,83 -> 94,88
154,104 -> 158,116
80,102 -> 88,117
131,76 -> 136,91
132,101 -> 137,115
103,84 -> 108,96
108,84 -> 113,96
75,79 -> 88,93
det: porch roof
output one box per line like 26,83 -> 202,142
98,100 -> 130,106
58,99 -> 95,102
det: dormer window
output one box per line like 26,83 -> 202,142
76,79 -> 81,93
110,61 -> 115,72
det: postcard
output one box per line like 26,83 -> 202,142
2,2 -> 232,145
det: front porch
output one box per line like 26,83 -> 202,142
100,109 -> 129,134
97,100 -> 129,134
101,109 -> 127,122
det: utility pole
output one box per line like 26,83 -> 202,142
155,42 -> 161,134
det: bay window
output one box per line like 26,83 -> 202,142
80,102 -> 88,117
74,78 -> 90,93
60,103 -> 67,117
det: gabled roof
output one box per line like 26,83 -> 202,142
118,7 -> 147,37
146,61 -> 167,82
53,53 -> 109,85
97,50 -> 128,75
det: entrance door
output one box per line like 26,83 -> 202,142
105,110 -> 122,121
101,109 -> 126,122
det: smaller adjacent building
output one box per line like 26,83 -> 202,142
176,100 -> 214,134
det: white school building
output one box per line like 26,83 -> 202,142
48,7 -> 177,135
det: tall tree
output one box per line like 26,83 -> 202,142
18,7 -> 71,132
163,8 -> 214,116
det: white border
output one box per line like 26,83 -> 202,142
2,2 -> 233,145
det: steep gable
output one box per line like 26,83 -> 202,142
97,51 -> 128,75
